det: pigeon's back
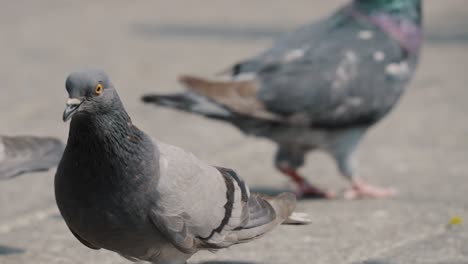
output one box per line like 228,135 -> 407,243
239,7 -> 420,126
232,15 -> 333,75
0,136 -> 64,180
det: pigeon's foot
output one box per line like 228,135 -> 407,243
343,179 -> 397,200
297,182 -> 336,199
278,167 -> 334,199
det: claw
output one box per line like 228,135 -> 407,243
343,179 -> 397,200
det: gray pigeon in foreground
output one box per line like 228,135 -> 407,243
142,0 -> 423,199
0,135 -> 64,180
55,70 -> 299,264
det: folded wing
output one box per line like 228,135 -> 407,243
149,140 -> 296,253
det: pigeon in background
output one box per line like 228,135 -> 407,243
55,70 -> 302,264
0,135 -> 64,180
142,0 -> 423,199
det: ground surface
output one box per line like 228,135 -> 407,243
0,1 -> 467,263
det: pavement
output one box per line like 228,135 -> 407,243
0,1 -> 467,263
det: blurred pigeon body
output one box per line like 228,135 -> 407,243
142,0 -> 423,198
0,136 -> 64,180
55,70 -> 297,264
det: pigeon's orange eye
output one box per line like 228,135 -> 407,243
95,83 -> 103,95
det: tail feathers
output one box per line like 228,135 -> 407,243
142,92 -> 232,119
233,192 -> 296,242
143,75 -> 281,122
201,192 -> 296,250
178,75 -> 257,99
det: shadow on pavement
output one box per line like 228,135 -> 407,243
0,245 -> 25,255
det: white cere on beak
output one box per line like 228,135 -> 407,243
67,98 -> 82,105
358,30 -> 374,40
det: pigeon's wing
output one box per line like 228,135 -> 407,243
254,24 -> 411,128
229,11 -> 335,76
0,136 -> 64,180
145,10 -> 415,129
232,8 -> 414,128
149,141 -> 295,253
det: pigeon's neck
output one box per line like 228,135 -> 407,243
350,0 -> 422,54
67,106 -> 155,176
353,0 -> 421,21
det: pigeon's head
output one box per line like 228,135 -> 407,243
355,0 -> 421,16
63,70 -> 118,122
354,0 -> 422,25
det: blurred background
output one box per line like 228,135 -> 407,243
0,1 -> 467,263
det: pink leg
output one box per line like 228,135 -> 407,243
279,167 -> 335,199
343,179 -> 397,200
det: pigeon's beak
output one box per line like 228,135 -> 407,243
63,98 -> 83,122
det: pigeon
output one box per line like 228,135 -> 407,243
55,70 -> 300,264
0,135 -> 64,180
141,0 -> 423,199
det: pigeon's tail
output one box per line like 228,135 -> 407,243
0,136 -> 65,180
141,92 -> 234,120
233,192 -> 296,243
142,74 -> 272,123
